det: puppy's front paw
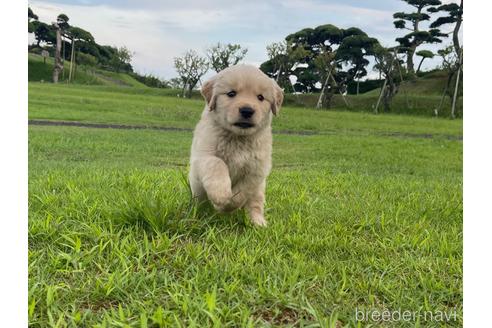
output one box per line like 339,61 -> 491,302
250,215 -> 268,227
210,191 -> 233,212
212,200 -> 233,212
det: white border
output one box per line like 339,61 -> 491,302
463,1 -> 492,327
0,0 -> 28,325
1,0 -> 486,326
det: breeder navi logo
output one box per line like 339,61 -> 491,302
355,307 -> 458,323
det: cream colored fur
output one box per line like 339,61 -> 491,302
189,65 -> 283,226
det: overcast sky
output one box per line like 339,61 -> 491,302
28,0 -> 461,80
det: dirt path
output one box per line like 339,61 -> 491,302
28,119 -> 462,140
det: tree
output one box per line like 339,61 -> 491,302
393,0 -> 446,75
168,77 -> 184,90
66,26 -> 94,44
64,26 -> 95,81
336,31 -> 379,94
56,14 -> 70,78
132,73 -> 170,88
265,41 -> 287,82
174,50 -> 209,98
109,46 -> 133,73
313,51 -> 338,108
261,41 -> 307,92
288,25 -> 376,107
76,52 -> 97,66
429,0 -> 463,118
28,7 -> 38,21
28,7 -> 38,33
260,24 -> 379,107
33,22 -> 56,46
373,45 -> 402,113
415,50 -> 434,73
429,0 -> 463,56
435,45 -> 461,117
206,43 -> 247,72
285,24 -> 344,94
57,14 -> 70,31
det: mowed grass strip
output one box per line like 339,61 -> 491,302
29,82 -> 463,137
29,122 -> 462,327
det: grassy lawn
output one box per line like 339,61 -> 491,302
28,83 -> 462,327
29,82 -> 462,137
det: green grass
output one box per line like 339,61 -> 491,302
29,83 -> 462,327
29,51 -> 461,117
29,83 -> 462,138
283,92 -> 461,118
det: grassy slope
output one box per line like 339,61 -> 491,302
283,70 -> 461,117
28,53 -> 146,87
28,83 -> 462,327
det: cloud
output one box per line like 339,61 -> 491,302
29,0 -> 462,79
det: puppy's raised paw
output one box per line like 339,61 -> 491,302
212,197 -> 235,212
210,191 -> 234,213
250,215 -> 268,227
213,200 -> 235,213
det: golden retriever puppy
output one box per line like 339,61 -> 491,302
189,65 -> 283,226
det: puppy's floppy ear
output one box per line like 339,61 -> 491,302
201,77 -> 217,111
271,80 -> 284,116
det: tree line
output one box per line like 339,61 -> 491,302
29,0 -> 463,116
171,0 -> 462,117
29,9 -> 133,76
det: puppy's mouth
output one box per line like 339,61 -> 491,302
233,122 -> 255,129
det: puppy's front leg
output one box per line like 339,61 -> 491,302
197,156 -> 233,212
245,182 -> 267,227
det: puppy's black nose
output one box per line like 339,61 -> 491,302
239,107 -> 255,119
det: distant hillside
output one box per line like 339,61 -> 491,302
28,53 -> 461,117
363,70 -> 452,97
28,53 -> 147,87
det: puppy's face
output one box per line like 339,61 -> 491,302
201,65 -> 283,136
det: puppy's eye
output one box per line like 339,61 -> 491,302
257,94 -> 264,101
227,91 -> 236,97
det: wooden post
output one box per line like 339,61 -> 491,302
451,48 -> 463,119
451,65 -> 461,119
435,84 -> 449,117
374,78 -> 387,114
41,50 -> 49,64
395,55 -> 410,109
62,35 -> 66,80
182,76 -> 189,98
330,73 -> 350,108
51,23 -> 63,83
276,64 -> 282,83
374,51 -> 396,114
316,69 -> 332,109
68,39 -> 75,83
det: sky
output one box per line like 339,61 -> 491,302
28,0 -> 462,80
